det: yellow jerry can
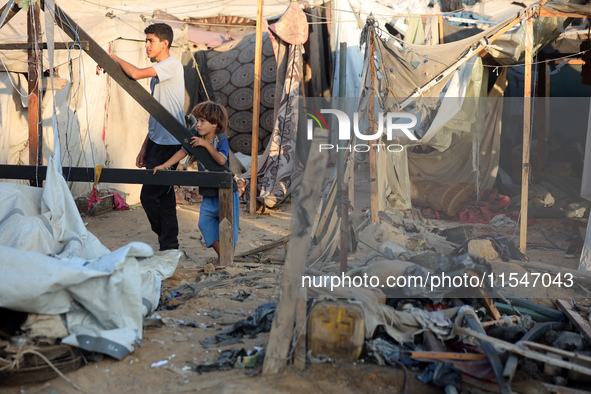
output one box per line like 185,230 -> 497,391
307,300 -> 365,360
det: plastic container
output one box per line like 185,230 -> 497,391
307,300 -> 365,360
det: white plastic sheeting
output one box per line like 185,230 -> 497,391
0,158 -> 181,359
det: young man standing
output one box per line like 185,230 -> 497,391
98,23 -> 185,251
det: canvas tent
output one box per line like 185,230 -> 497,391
0,0 -> 326,203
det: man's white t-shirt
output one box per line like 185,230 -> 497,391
148,56 -> 185,145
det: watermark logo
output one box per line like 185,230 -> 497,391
303,107 -> 328,133
305,109 -> 419,153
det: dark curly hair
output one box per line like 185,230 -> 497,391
144,23 -> 173,48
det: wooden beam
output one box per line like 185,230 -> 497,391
520,10 -> 534,253
523,340 -> 591,365
0,0 -> 20,30
542,383 -> 591,394
438,14 -> 444,44
410,351 -> 487,361
27,0 -> 43,187
398,14 -> 523,110
542,60 -> 550,172
0,165 -> 233,187
249,0 -> 264,215
538,9 -> 577,18
456,326 -> 591,377
482,297 -> 502,321
369,29 -> 379,224
50,3 -> 225,173
0,41 -> 89,50
537,60 -> 546,174
293,297 -> 307,370
262,131 -> 328,374
521,260 -> 591,286
482,316 -> 519,328
234,235 -> 289,258
556,299 -> 591,346
218,187 -> 234,267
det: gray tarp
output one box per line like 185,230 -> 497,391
0,158 -> 180,359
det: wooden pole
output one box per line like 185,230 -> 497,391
438,14 -> 444,44
249,0 -> 264,215
541,60 -> 551,173
338,42 -> 349,274
27,0 -> 43,187
519,10 -> 533,253
537,60 -> 546,174
218,187 -> 234,267
369,29 -> 379,224
262,131 -> 328,374
0,0 -> 21,30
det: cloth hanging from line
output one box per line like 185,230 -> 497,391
237,3 -> 308,209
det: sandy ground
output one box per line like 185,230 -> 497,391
1,200 -> 439,394
2,165 -> 589,393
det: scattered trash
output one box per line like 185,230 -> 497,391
199,303 -> 275,348
231,290 -> 251,302
151,360 -> 168,368
191,348 -> 264,374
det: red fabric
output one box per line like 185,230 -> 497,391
453,189 -> 512,224
111,191 -> 130,211
88,188 -> 102,211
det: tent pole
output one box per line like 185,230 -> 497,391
539,60 -> 551,173
27,0 -> 43,187
0,0 -> 21,30
536,60 -> 546,174
249,0 -> 264,215
438,14 -> 444,44
338,42 -> 349,273
520,10 -> 534,253
369,29 -> 379,224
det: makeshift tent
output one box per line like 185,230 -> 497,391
0,0 -> 325,204
308,0 -> 590,264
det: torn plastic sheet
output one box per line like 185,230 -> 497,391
403,253 -> 493,300
417,362 -> 462,389
199,303 -> 276,348
0,158 -> 180,360
365,338 -> 418,367
191,348 -> 265,373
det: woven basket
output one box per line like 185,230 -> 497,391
74,189 -> 114,216
0,345 -> 84,386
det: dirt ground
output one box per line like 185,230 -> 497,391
0,199 -> 434,394
2,165 -> 590,393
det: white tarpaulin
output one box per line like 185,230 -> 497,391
0,157 -> 181,359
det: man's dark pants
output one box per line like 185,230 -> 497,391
141,139 -> 181,251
